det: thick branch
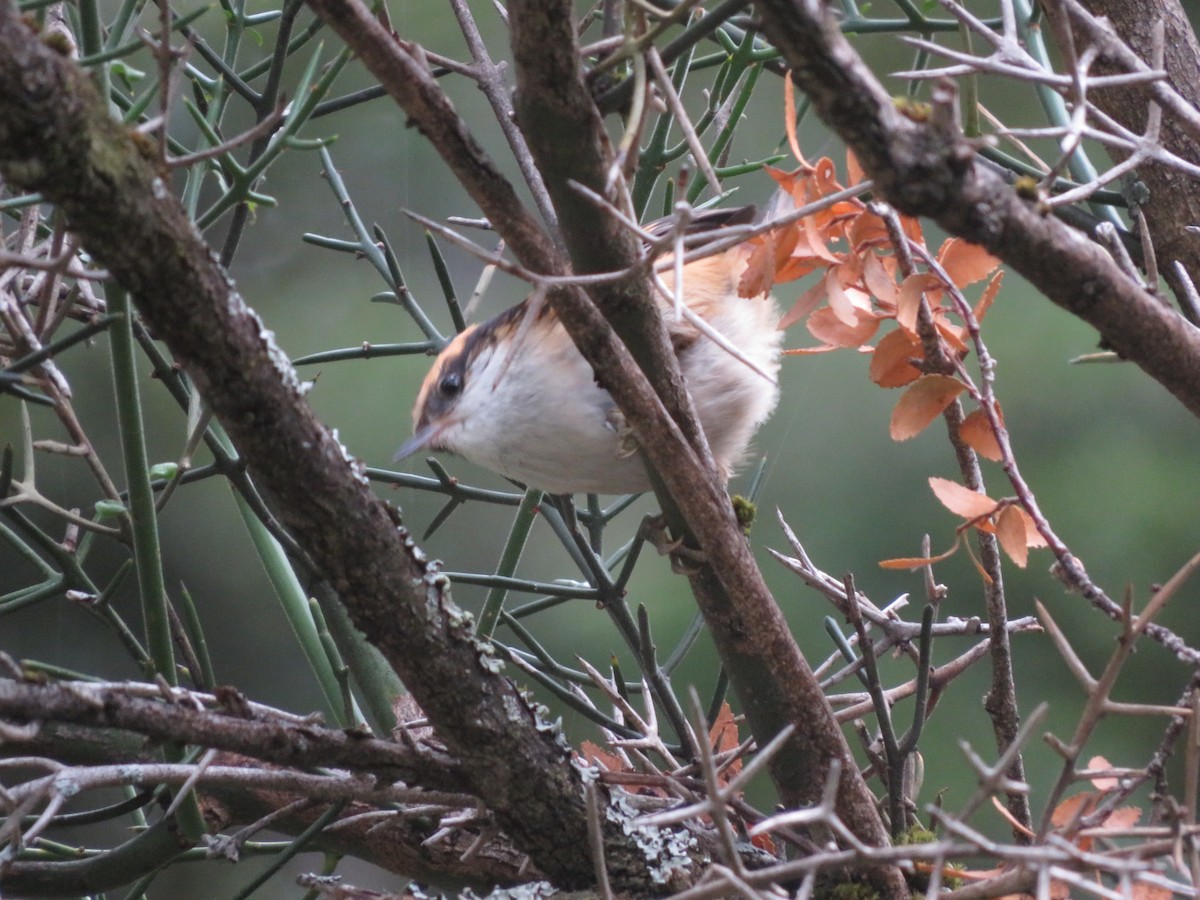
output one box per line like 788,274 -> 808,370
504,0 -> 898,852
0,678 -> 464,790
0,723 -> 526,892
505,0 -> 709,449
753,0 -> 1200,419
201,760 -> 530,889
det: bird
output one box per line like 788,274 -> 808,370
395,206 -> 782,495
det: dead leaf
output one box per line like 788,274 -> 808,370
901,213 -> 925,247
778,279 -> 828,331
929,476 -> 997,518
879,535 -> 962,570
959,406 -> 1003,461
1014,506 -> 1047,548
1131,883 -> 1175,900
896,272 -> 942,335
709,702 -> 742,782
846,147 -> 865,187
1100,805 -> 1142,830
890,375 -> 967,440
783,345 -> 843,356
812,156 -> 844,199
1051,792 -> 1098,829
990,796 -> 1035,838
749,831 -> 777,854
739,223 -> 801,297
938,236 -> 1000,287
782,78 -> 807,168
1086,756 -> 1118,792
870,328 -> 923,388
935,317 -> 969,354
974,269 -> 1004,322
826,270 -> 872,326
808,306 -> 880,348
862,251 -> 897,307
802,213 -> 841,264
996,505 -> 1030,568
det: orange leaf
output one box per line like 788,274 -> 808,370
1132,883 -> 1174,900
825,271 -> 858,326
1101,805 -> 1142,830
929,476 -> 997,518
749,832 -> 777,854
738,247 -> 777,299
879,535 -> 962,570
1052,790 -> 1101,851
870,328 -> 923,388
846,147 -> 865,187
778,279 -> 827,330
990,796 -> 1035,838
739,223 -> 801,297
974,269 -> 1004,322
807,306 -> 880,348
765,164 -> 803,193
773,254 -> 825,284
959,407 -> 1003,461
996,505 -> 1030,568
1051,792 -> 1098,828
812,156 -> 844,198
900,213 -> 925,248
890,375 -> 967,440
710,702 -> 740,756
945,862 -> 1063,900
801,213 -> 841,264
826,271 -> 872,326
834,251 -> 863,284
1013,505 -> 1048,548
896,273 -> 942,335
782,79 -> 807,169
709,702 -> 743,784
862,252 -> 897,307
848,210 -> 889,252
938,236 -> 1000,287
935,317 -> 969,354
1086,756 -> 1117,791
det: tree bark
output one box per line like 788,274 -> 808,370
1042,0 -> 1200,308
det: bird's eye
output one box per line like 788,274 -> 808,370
439,372 -> 462,398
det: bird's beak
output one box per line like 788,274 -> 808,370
393,422 -> 441,463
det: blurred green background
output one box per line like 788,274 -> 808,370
3,1 -> 1199,895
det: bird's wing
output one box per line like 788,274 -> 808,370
641,204 -> 757,242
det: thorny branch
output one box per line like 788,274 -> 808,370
0,675 -> 466,790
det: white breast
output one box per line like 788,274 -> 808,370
444,294 -> 780,494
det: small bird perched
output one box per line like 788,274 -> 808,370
396,207 -> 781,495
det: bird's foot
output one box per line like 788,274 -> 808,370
605,408 -> 640,460
640,514 -> 707,575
